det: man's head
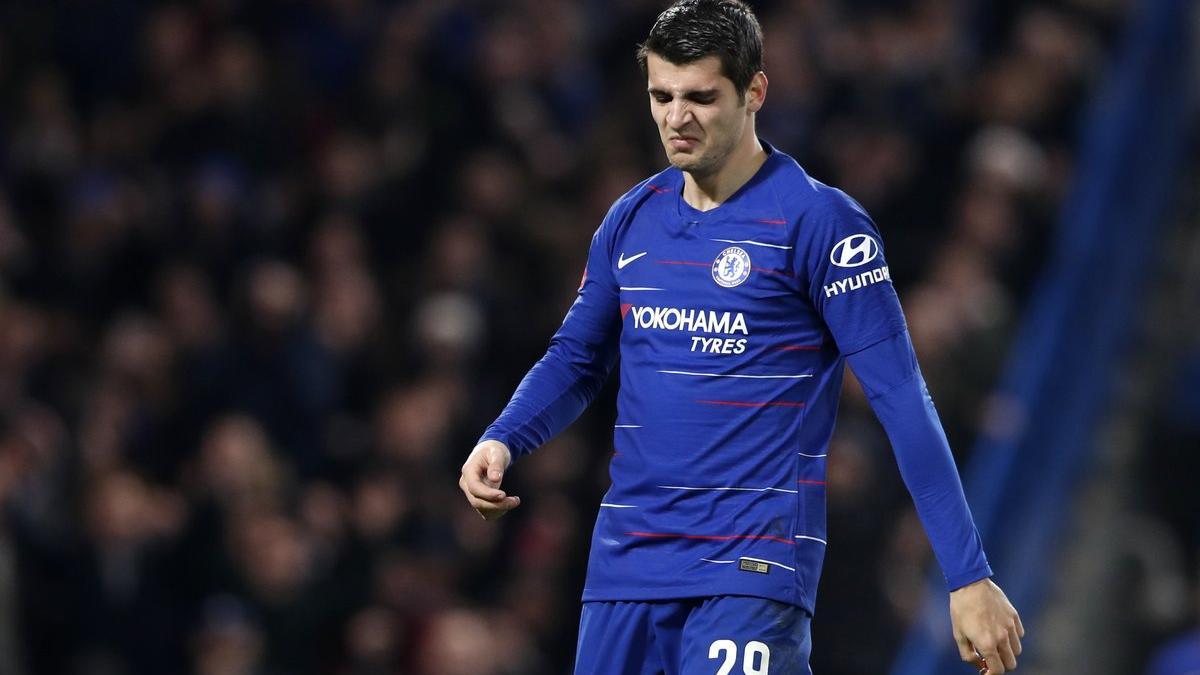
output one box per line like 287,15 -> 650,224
637,0 -> 767,176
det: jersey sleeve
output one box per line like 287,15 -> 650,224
477,203 -> 624,459
847,332 -> 993,591
794,190 -> 907,354
797,189 -> 991,590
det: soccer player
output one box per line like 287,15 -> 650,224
458,0 -> 1025,672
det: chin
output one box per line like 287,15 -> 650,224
670,155 -> 715,175
667,156 -> 692,170
664,148 -> 700,169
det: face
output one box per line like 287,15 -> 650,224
646,53 -> 764,176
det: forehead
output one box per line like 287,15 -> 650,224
645,53 -> 732,93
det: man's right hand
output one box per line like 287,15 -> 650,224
458,440 -> 520,521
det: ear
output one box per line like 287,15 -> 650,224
746,71 -> 767,113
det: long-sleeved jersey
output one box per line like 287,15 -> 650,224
480,142 -> 991,612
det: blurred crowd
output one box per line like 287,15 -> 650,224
0,0 -> 1126,673
1138,276 -> 1200,673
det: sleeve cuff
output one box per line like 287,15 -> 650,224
945,564 -> 994,592
477,431 -> 510,447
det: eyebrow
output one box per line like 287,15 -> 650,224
648,87 -> 720,100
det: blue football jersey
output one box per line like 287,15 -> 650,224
482,141 -> 987,612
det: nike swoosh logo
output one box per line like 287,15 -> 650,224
617,251 -> 648,269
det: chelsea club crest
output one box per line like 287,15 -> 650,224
712,246 -> 751,287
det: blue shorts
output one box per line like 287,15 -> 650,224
574,596 -> 812,675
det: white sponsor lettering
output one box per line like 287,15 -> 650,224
823,265 -> 890,298
689,336 -> 748,354
629,306 -> 748,335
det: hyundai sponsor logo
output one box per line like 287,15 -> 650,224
829,234 -> 879,268
823,266 -> 890,297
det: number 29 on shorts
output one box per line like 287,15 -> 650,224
709,639 -> 770,674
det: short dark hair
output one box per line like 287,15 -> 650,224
636,0 -> 764,101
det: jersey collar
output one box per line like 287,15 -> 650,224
672,138 -> 788,226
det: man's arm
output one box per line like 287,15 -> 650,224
846,332 -> 1024,673
796,191 -> 1023,672
460,211 -> 623,521
846,332 -> 991,588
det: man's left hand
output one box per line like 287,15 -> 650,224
949,577 -> 1024,673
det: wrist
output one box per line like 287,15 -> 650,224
950,576 -> 994,596
946,563 -> 994,592
477,435 -> 511,453
475,437 -> 512,463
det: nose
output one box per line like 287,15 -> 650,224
665,100 -> 691,130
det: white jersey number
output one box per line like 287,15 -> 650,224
708,639 -> 770,675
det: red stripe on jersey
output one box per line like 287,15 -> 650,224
751,266 -> 795,277
647,184 -> 672,194
656,260 -> 709,267
626,531 -> 796,545
796,479 -> 827,486
754,218 -> 787,225
776,345 -> 821,351
696,400 -> 806,408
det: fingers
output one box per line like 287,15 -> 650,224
484,443 -> 510,487
464,491 -> 521,520
975,631 -> 1017,674
460,466 -> 506,502
979,645 -> 1003,674
458,472 -> 520,518
459,441 -> 519,520
996,634 -> 1018,672
1015,612 -> 1025,638
971,647 -> 988,674
1010,623 -> 1023,657
954,632 -> 977,664
955,635 -> 992,675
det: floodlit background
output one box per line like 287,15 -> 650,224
0,0 -> 1195,674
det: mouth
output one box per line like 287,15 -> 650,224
668,136 -> 699,151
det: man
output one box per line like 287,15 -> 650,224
459,1 -> 1024,672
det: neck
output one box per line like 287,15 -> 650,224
682,132 -> 767,212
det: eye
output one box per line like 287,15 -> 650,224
652,93 -> 671,104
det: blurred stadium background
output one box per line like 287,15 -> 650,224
0,0 -> 1195,673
